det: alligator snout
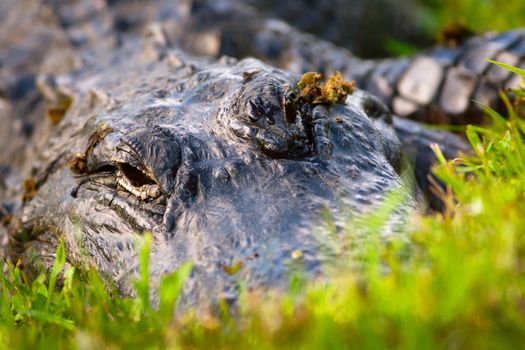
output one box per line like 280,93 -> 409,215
10,55 -> 411,308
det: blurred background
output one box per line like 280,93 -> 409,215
248,0 -> 525,58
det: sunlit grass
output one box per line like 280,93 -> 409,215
387,0 -> 525,56
2,65 -> 525,349
419,0 -> 525,37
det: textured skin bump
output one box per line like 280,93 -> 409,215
358,30 -> 525,124
397,57 -> 443,105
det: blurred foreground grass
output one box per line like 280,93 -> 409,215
1,64 -> 525,349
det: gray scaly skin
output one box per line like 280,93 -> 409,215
0,0 -> 516,307
8,43 -> 412,306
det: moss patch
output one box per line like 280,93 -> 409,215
295,71 -> 355,106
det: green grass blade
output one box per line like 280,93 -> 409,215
158,262 -> 193,322
487,59 -> 525,78
22,310 -> 75,330
46,239 -> 66,310
134,233 -> 152,316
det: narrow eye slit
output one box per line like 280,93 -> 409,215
118,163 -> 156,187
95,164 -> 117,173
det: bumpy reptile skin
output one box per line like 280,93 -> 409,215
8,45 -> 413,306
356,30 -> 525,124
0,0 -> 471,215
1,0 -> 514,307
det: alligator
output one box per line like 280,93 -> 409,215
1,0 -> 522,307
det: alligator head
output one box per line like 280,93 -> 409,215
9,48 -> 413,306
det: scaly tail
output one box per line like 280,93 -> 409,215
353,30 -> 525,125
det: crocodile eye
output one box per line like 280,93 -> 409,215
113,125 -> 180,196
116,163 -> 161,200
119,163 -> 156,187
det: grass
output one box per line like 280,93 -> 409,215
384,0 -> 525,57
1,64 -> 525,349
419,0 -> 525,38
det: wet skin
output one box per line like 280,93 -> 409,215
9,46 -> 412,306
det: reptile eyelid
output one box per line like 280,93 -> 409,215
118,163 -> 156,187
